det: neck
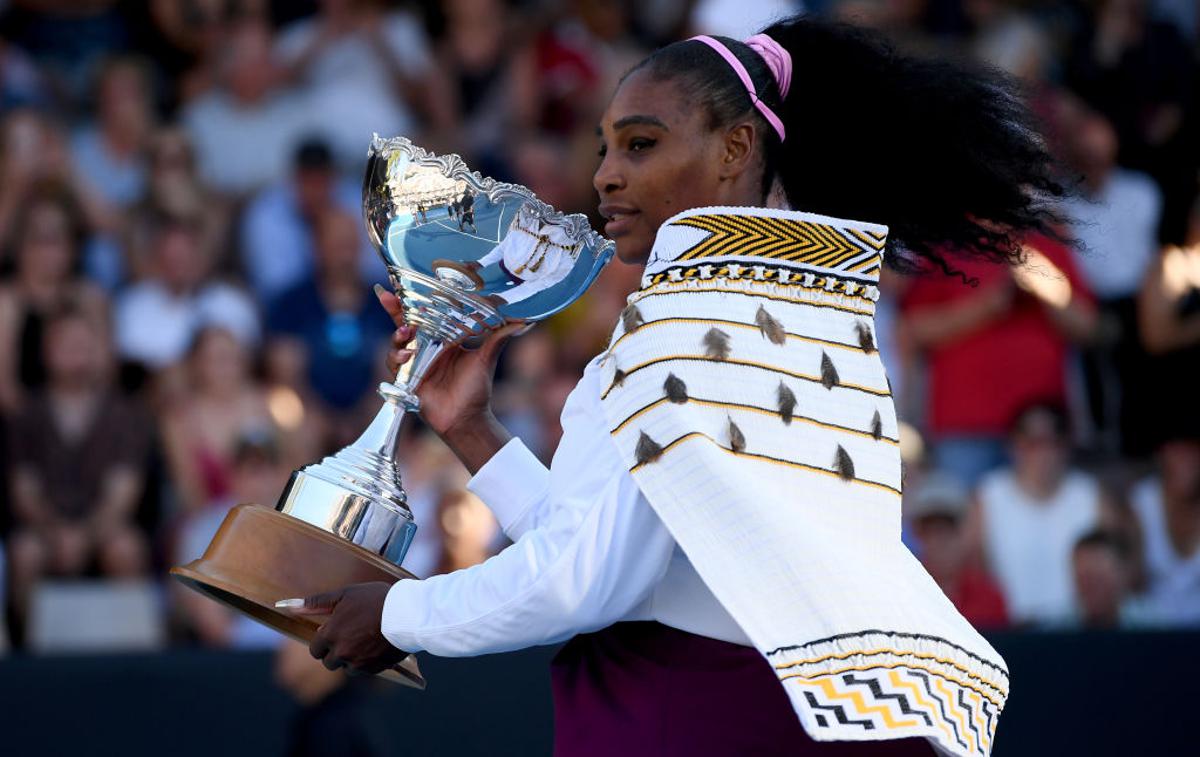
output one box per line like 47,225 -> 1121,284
20,274 -> 64,303
51,380 -> 96,398
1016,469 -> 1062,500
320,274 -> 362,307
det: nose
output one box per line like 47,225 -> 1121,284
592,153 -> 624,197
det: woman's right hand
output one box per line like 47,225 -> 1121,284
378,285 -> 520,448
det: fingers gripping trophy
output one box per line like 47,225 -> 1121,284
171,136 -> 613,687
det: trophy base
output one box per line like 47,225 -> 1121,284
169,504 -> 425,689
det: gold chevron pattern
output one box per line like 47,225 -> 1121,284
783,667 -> 999,757
670,214 -> 884,272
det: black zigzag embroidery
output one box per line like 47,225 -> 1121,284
958,687 -> 984,748
802,691 -> 876,731
908,671 -> 969,751
842,674 -> 933,727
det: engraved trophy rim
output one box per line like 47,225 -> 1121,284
365,133 -> 614,279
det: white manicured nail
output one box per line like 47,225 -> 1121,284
275,598 -> 305,609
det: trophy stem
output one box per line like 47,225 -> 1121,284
379,329 -> 444,415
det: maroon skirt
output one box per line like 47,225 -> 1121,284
551,622 -> 932,757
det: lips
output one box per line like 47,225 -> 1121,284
599,204 -> 639,237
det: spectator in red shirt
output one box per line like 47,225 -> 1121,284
905,471 -> 1009,630
899,235 -> 1097,485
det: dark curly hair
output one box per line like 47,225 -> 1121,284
627,16 -> 1068,276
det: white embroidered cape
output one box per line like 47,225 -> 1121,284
597,206 -> 1009,757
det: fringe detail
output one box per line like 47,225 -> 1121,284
856,321 -> 876,354
834,445 -> 855,480
613,367 -> 627,387
621,304 -> 644,334
635,431 -> 664,465
777,382 -> 797,425
754,305 -> 787,345
820,352 -> 840,390
728,416 -> 746,453
664,373 -> 689,404
702,327 -> 732,360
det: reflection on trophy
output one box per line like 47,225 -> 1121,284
171,136 -> 613,688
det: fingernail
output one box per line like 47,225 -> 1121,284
373,283 -> 388,297
275,598 -> 305,609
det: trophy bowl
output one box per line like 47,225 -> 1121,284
171,136 -> 614,685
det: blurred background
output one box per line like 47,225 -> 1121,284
0,0 -> 1196,755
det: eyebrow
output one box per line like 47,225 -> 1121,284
596,115 -> 671,135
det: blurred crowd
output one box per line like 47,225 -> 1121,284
0,0 -> 1197,658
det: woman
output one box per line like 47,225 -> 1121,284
161,327 -> 276,513
294,16 -> 1063,757
0,182 -> 107,413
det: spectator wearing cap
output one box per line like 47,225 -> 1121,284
114,212 -> 260,373
240,138 -> 381,302
1071,529 -> 1150,630
5,307 -> 152,638
965,403 -> 1120,627
905,471 -> 1008,629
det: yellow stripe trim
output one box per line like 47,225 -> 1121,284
634,282 -> 875,316
601,354 -> 890,400
628,430 -> 901,496
610,395 -> 898,445
772,647 -> 1007,696
606,316 -> 868,356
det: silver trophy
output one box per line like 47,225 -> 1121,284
273,135 -> 614,567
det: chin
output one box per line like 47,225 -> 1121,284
614,235 -> 652,265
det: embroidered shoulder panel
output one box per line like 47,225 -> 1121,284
668,213 -> 884,276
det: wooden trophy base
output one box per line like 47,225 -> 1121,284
170,504 -> 425,689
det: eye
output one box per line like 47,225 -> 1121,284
629,137 -> 656,152
597,143 -> 607,158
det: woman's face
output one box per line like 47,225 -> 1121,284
594,71 -> 750,264
193,329 -> 249,394
19,201 -> 74,282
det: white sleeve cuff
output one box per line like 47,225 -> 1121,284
467,437 -> 549,540
381,578 -> 426,653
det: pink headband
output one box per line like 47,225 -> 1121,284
688,34 -> 793,141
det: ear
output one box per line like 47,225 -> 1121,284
718,122 -> 757,181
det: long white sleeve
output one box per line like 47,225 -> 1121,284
465,437 -> 550,540
466,361 -> 601,542
381,360 -> 678,656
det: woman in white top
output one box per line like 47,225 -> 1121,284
289,15 -> 1070,757
967,403 -> 1118,627
1129,435 -> 1200,627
